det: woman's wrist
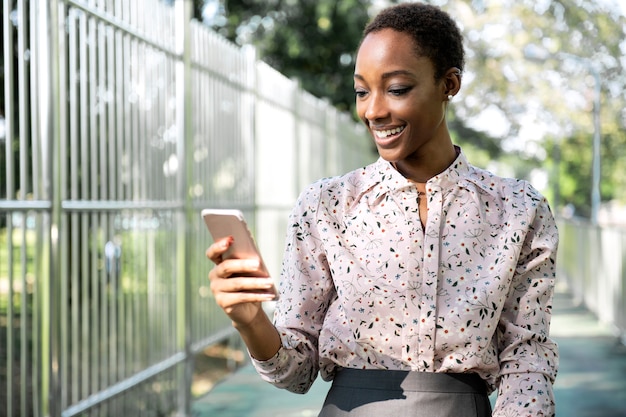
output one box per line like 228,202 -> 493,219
234,309 -> 281,361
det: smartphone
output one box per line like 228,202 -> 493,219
201,208 -> 271,280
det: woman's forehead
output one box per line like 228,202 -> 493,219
355,29 -> 433,78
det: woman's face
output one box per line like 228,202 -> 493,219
354,29 -> 450,164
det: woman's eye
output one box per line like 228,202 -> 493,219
354,89 -> 368,98
389,87 -> 411,96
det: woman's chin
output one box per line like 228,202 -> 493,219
376,148 -> 403,163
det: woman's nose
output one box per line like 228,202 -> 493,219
364,93 -> 389,122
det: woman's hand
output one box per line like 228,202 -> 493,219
206,237 -> 277,327
206,236 -> 282,360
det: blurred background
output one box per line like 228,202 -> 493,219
190,0 -> 626,224
1,0 -> 625,416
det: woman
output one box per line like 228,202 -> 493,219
207,3 -> 558,417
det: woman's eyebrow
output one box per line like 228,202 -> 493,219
354,70 -> 415,81
381,70 -> 414,79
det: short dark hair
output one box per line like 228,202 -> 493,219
363,3 -> 465,81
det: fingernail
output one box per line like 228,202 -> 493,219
246,259 -> 259,268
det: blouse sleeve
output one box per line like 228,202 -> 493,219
251,182 -> 336,394
493,183 -> 559,417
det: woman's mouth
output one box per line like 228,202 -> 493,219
373,126 -> 405,139
372,125 -> 406,147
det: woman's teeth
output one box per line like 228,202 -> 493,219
374,126 -> 405,138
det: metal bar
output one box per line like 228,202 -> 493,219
78,4 -> 93,390
0,200 -> 53,210
3,0 -> 16,202
105,19 -> 118,397
19,5 -> 33,398
64,0 -> 178,58
130,35 -> 139,201
0,37 -> 14,407
32,1 -> 61,415
113,0 -> 126,395
66,9 -> 81,406
29,2 -> 40,415
2,0 -> 15,380
75,44 -> 88,331
121,3 -> 130,201
2,14 -> 17,416
137,39 -> 147,202
174,1 -> 193,415
18,0 -> 31,202
96,19 -> 110,407
114,0 -> 123,201
60,352 -> 187,417
87,11 -> 100,399
189,327 -> 237,354
56,1 -> 69,409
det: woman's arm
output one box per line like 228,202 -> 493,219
252,182 -> 336,394
493,185 -> 559,417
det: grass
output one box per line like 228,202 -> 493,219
0,227 -> 37,315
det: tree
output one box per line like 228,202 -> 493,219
195,0 -> 506,160
444,0 -> 626,215
201,0 -> 371,113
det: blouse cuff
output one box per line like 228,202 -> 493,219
249,345 -> 291,372
493,372 -> 555,417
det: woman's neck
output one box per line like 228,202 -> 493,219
393,144 -> 459,183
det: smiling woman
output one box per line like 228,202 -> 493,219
353,30 -> 460,182
206,3 -> 559,417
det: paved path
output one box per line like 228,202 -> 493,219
193,284 -> 626,416
549,285 -> 626,416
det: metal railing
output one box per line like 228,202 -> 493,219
556,218 -> 626,342
0,1 -> 372,416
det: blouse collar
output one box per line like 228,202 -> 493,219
367,146 -> 472,195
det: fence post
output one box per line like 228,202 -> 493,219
244,44 -> 258,211
174,1 -> 194,415
34,0 -> 61,415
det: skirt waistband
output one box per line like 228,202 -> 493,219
332,369 -> 487,395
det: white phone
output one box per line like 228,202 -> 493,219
201,209 -> 273,284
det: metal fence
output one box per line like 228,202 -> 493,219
0,1 -> 372,416
556,218 -> 626,343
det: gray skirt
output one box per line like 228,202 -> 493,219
318,369 -> 492,417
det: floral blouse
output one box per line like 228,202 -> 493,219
252,150 -> 559,417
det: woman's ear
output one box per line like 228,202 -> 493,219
443,67 -> 462,100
